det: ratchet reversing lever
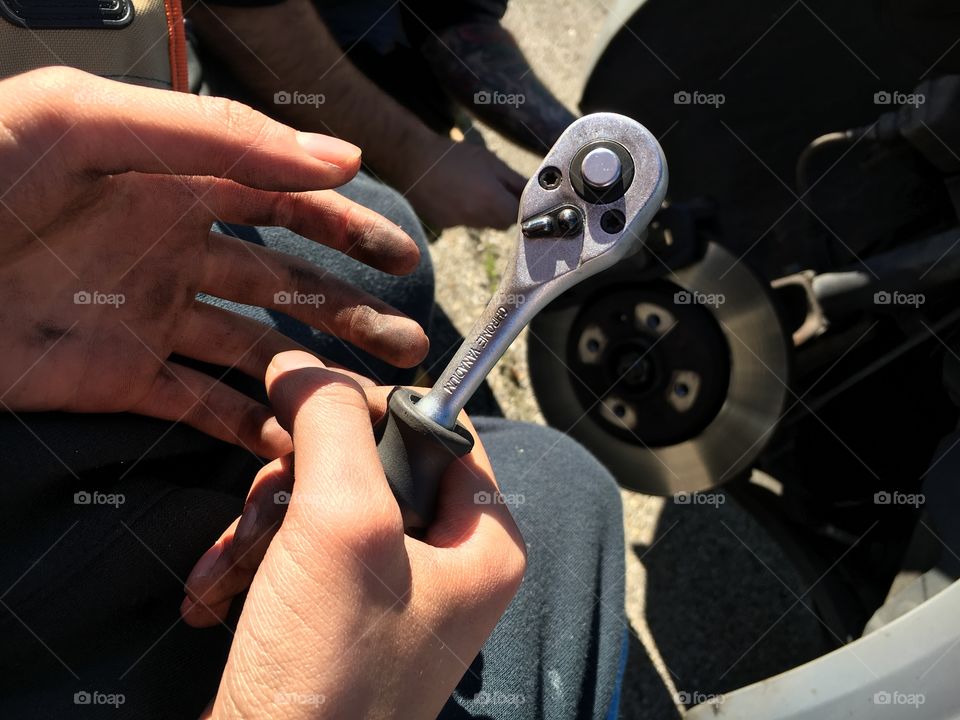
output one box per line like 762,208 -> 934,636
375,113 -> 668,533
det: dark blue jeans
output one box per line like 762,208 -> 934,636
0,173 -> 625,720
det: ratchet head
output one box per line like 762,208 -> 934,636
512,112 -> 668,296
416,113 -> 668,429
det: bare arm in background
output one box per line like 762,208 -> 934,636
422,21 -> 577,153
189,0 -> 526,231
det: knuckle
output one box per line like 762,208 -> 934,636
284,261 -> 320,301
286,369 -> 369,436
206,96 -> 277,146
471,521 -> 527,600
181,381 -> 219,426
282,500 -> 405,586
334,502 -> 404,558
252,333 -> 285,375
23,65 -> 90,92
343,303 -> 379,343
304,372 -> 368,415
289,480 -> 404,560
451,539 -> 526,612
234,401 -> 274,448
340,203 -> 380,255
266,190 -> 298,230
2,67 -> 85,145
492,540 -> 527,593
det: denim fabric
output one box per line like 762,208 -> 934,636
0,173 -> 625,720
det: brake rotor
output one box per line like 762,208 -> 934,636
528,241 -> 790,495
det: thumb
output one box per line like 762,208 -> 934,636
264,351 -> 396,517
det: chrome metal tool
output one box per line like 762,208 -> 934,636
376,112 -> 668,531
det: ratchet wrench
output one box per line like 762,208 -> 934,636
375,112 -> 668,532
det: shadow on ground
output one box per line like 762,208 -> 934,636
619,493 -> 832,718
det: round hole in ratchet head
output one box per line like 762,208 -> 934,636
569,140 -> 635,204
538,166 -> 563,190
600,209 -> 626,234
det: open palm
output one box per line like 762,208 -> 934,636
0,67 -> 428,457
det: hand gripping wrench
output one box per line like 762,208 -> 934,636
375,112 -> 668,532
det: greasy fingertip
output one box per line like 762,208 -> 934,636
386,231 -> 422,276
343,205 -> 421,275
371,317 -> 429,368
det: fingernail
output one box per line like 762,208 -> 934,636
186,546 -> 222,585
270,350 -> 325,374
234,503 -> 259,545
296,132 -> 361,168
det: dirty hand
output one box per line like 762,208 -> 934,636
0,67 -> 428,458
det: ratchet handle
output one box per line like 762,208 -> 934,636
374,387 -> 475,533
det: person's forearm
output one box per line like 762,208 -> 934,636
422,22 -> 576,153
188,0 -> 439,186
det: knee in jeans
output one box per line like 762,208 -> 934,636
534,425 -> 621,514
482,420 -> 623,520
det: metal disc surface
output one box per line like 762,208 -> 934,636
528,242 -> 790,494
